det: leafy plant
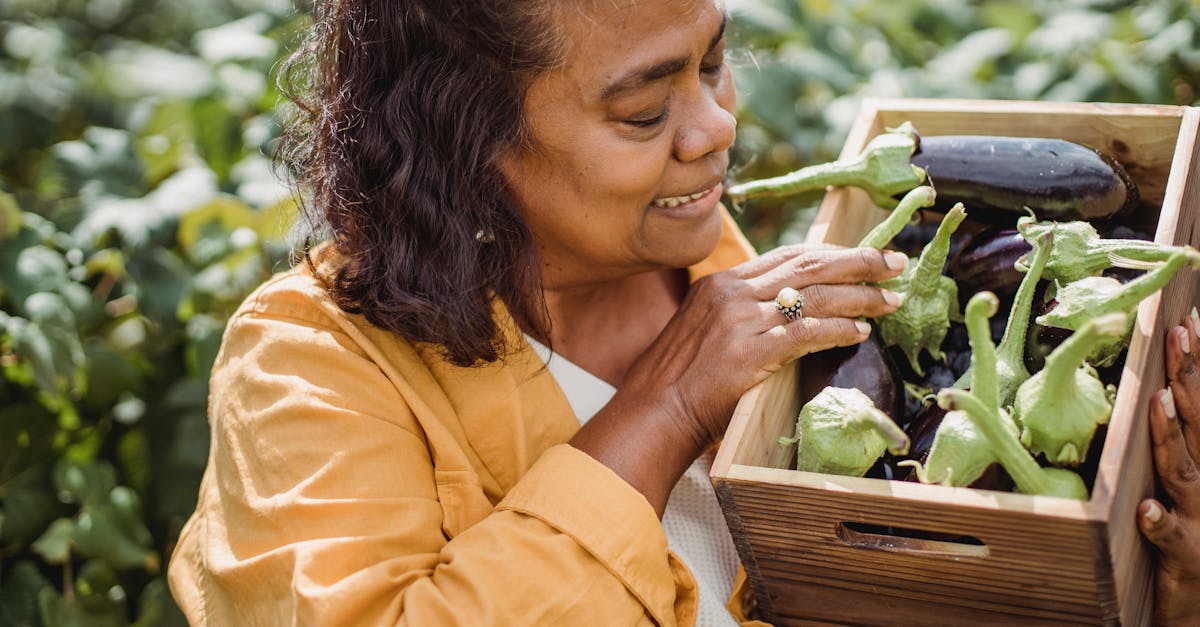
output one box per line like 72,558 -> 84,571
1,1 -> 305,624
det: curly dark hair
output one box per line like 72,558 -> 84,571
276,1 -> 565,366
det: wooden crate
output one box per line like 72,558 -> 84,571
712,98 -> 1200,626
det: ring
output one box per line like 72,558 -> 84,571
775,287 -> 804,322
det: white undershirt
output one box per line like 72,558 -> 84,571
525,336 -> 741,627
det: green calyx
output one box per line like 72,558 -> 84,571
1015,216 -> 1189,284
876,204 -> 966,375
1013,313 -> 1127,466
727,122 -> 927,208
899,409 -> 1017,487
779,386 -> 909,477
932,292 -> 1088,500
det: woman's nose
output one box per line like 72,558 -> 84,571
673,88 -> 737,163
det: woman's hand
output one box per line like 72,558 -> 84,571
637,244 -> 906,444
1139,308 -> 1200,626
571,244 -> 905,515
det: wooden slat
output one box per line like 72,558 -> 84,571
713,99 -> 1199,626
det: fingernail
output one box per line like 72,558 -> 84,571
884,251 -> 908,271
855,320 -> 872,335
1177,326 -> 1191,354
1190,306 -> 1199,337
1145,501 -> 1163,524
1161,388 -> 1177,420
882,289 -> 903,307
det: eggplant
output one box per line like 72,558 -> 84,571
907,135 -> 1139,225
800,338 -> 904,423
946,228 -> 1032,298
899,402 -> 1011,491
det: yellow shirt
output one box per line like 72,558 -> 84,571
168,208 -> 762,625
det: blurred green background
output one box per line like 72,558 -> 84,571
1,0 -> 1198,623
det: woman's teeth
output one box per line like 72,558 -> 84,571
651,186 -> 713,208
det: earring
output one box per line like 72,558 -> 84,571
474,229 -> 495,243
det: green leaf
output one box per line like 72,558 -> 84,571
0,246 -> 70,310
74,559 -> 120,601
31,517 -> 76,564
184,314 -> 225,378
125,248 -> 194,327
82,341 -> 144,410
73,501 -> 159,573
0,403 -> 58,483
177,196 -> 257,265
0,560 -> 53,627
132,578 -> 190,627
117,430 -> 152,494
0,460 -> 66,545
52,459 -> 116,507
0,192 -> 21,240
5,293 -> 88,401
38,586 -> 126,627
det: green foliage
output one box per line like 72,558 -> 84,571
3,0 -> 1199,623
1,1 -> 302,624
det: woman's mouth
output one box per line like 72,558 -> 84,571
650,183 -> 720,209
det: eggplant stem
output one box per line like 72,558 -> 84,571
728,123 -> 926,207
1102,250 -> 1200,317
864,406 -> 911,456
938,388 -> 1052,496
963,293 -> 1001,408
1041,313 -> 1128,393
954,230 -> 1054,400
857,186 -> 937,249
910,204 -> 967,293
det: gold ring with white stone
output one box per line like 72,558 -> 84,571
774,287 -> 804,322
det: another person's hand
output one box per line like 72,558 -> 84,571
1139,308 -> 1200,626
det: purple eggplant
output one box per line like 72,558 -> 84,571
800,338 -> 905,424
907,135 -> 1139,226
947,228 -> 1032,298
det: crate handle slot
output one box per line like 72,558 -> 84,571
835,522 -> 990,558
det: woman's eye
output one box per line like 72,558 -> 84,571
625,110 -> 667,127
701,59 -> 725,75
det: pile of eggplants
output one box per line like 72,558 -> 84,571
731,124 -> 1200,499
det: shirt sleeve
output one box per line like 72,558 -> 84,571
167,301 -> 694,626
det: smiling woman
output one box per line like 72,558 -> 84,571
165,0 -> 904,625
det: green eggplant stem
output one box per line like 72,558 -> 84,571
938,388 -> 1055,496
963,292 -> 1001,410
1102,250 -> 1200,316
1041,313 -> 1128,393
910,203 -> 967,291
727,122 -> 927,207
952,230 -> 1053,400
857,186 -> 937,249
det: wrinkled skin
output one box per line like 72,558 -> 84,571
1139,310 -> 1200,626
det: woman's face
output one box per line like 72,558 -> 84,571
502,0 -> 736,289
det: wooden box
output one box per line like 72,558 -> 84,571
712,99 -> 1200,626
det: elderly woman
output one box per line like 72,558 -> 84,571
167,0 -> 1200,624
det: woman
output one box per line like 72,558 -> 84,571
166,0 -> 1200,624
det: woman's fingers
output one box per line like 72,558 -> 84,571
1165,309 -> 1200,465
754,284 -> 900,322
761,316 -> 872,362
729,242 -> 843,280
746,246 -> 908,295
1149,387 -> 1200,514
1138,498 -> 1197,571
